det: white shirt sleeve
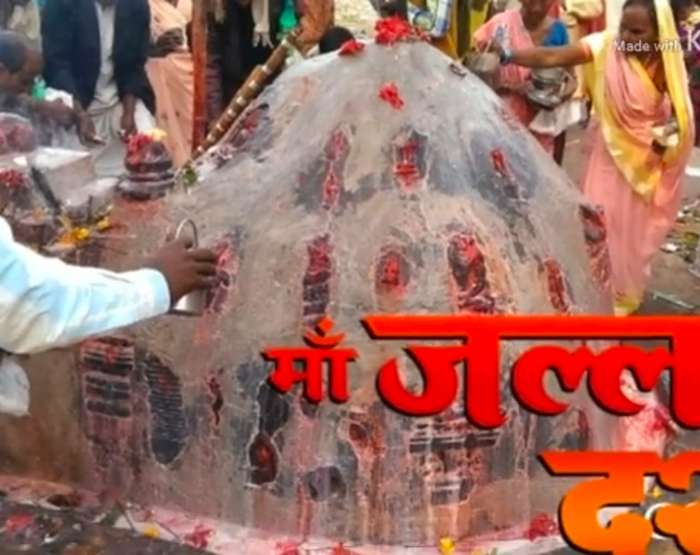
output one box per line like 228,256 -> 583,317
0,217 -> 171,354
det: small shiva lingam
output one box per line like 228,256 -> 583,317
527,67 -> 574,109
118,129 -> 176,200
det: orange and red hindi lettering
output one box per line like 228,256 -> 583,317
540,451 -> 700,554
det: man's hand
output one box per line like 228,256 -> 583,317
120,110 -> 137,139
144,239 -> 218,304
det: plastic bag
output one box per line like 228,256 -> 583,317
0,113 -> 38,154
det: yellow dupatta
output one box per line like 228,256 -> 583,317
581,0 -> 694,201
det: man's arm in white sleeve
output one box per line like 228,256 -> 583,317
0,218 -> 171,354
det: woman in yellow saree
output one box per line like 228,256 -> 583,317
494,0 -> 695,315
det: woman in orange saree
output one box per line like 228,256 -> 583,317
493,0 -> 694,315
146,0 -> 194,168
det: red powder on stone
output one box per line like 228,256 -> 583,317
379,83 -> 405,110
184,524 -> 213,549
322,167 -> 342,208
331,543 -> 360,554
490,148 -> 510,179
3,513 -> 33,535
544,259 -> 571,314
339,39 -> 365,56
394,140 -> 419,188
275,541 -> 302,555
525,513 -> 557,540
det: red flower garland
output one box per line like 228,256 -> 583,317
375,16 -> 429,45
0,169 -> 27,189
379,83 -> 405,110
339,39 -> 365,56
126,133 -> 154,157
183,524 -> 213,549
525,513 -> 558,540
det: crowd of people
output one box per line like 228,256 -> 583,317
1,0 -> 700,414
0,0 -> 353,174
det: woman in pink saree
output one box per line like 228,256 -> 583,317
146,0 -> 194,168
473,0 -> 571,155
493,0 -> 694,315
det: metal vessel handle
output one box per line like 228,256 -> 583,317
174,219 -> 198,247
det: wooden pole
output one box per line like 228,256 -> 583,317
191,0 -> 209,153
190,29 -> 302,160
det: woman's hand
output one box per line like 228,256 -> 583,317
150,28 -> 185,57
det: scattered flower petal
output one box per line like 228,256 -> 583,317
142,524 -> 160,539
439,536 -> 456,554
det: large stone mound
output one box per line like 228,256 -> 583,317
1,41 -> 620,547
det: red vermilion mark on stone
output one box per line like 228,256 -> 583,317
447,233 -> 497,313
544,258 -> 571,313
375,247 -> 410,298
393,129 -> 426,190
331,543 -> 361,555
579,204 -> 612,290
525,513 -> 558,540
275,541 -> 302,555
302,235 -> 332,328
379,83 -> 405,110
490,148 -> 510,179
228,104 -> 268,149
207,374 -> 224,428
249,432 -> 278,485
205,235 -> 238,314
321,129 -> 350,210
3,513 -> 33,535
